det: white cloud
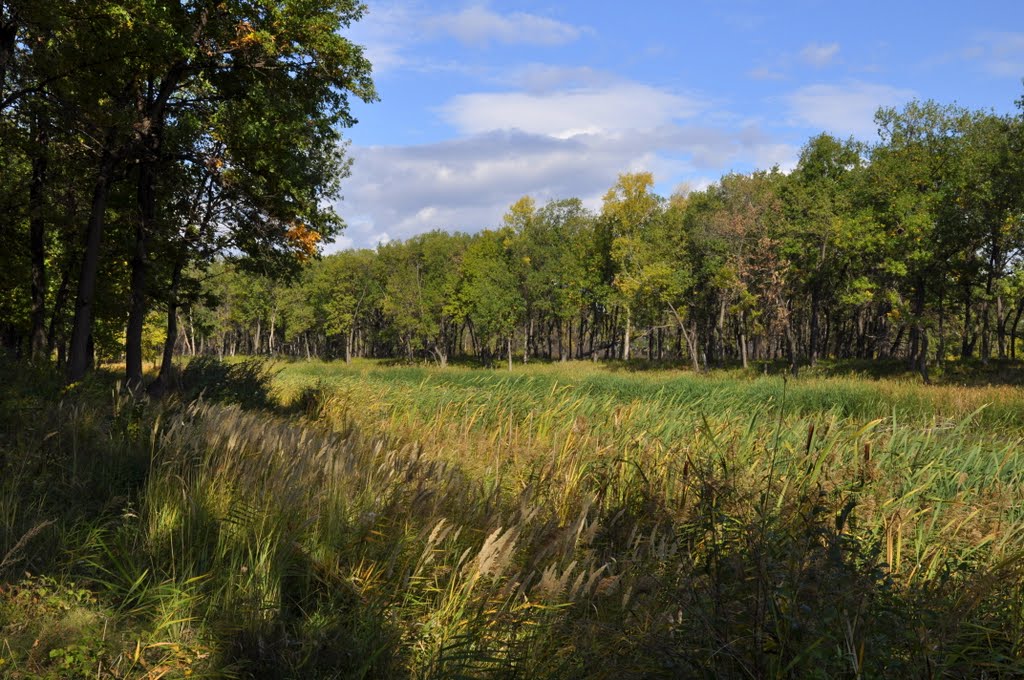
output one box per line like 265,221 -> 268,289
919,32 -> 1024,79
329,234 -> 355,251
785,81 -> 916,139
440,83 -> 706,139
503,64 -> 613,92
429,5 -> 587,47
748,66 -> 786,81
345,3 -> 590,78
800,42 -> 840,67
329,120 -> 800,250
344,3 -> 415,75
971,32 -> 1024,77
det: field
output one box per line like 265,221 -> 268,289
3,358 -> 1024,678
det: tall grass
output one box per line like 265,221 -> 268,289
3,357 -> 1024,677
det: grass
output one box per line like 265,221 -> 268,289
3,356 -> 1024,677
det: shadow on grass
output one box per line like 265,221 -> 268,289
0,354 -> 408,678
214,541 -> 404,678
178,356 -> 280,410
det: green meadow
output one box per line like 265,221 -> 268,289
4,358 -> 1024,678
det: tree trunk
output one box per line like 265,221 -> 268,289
524,317 -> 533,364
980,298 -> 991,366
809,284 -> 821,366
785,317 -> 798,376
962,284 -> 973,360
46,265 -> 70,355
269,310 -> 277,354
566,317 -> 572,362
919,328 -> 931,384
125,160 -> 154,389
909,279 -> 926,371
29,121 -> 48,361
507,336 -> 513,371
996,294 -> 1007,359
68,145 -> 117,382
623,306 -> 631,361
739,312 -> 748,369
715,299 -> 727,367
937,291 -> 945,364
0,13 -> 16,109
125,69 -> 185,385
875,305 -> 889,359
1009,298 -> 1024,360
148,259 -> 184,397
686,321 -> 700,372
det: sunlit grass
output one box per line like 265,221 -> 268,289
3,357 -> 1024,677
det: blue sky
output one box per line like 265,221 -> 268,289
329,0 -> 1024,250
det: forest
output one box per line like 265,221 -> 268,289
0,0 -> 375,390
2,15 -> 1024,383
182,107 -> 1024,381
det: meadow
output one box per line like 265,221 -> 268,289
3,357 -> 1024,678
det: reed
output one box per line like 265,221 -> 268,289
3,357 -> 1024,677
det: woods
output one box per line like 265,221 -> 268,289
0,0 -> 375,387
161,101 -> 1024,379
2,3 -> 1022,385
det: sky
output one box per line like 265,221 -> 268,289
327,0 -> 1024,251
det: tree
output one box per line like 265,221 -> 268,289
602,172 -> 662,361
868,101 -> 974,381
310,250 -> 381,362
456,228 -> 525,369
11,0 -> 378,383
380,232 -> 467,365
782,134 -> 866,365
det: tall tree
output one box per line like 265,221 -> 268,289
782,134 -> 865,365
869,101 -> 973,381
50,0 -> 376,383
602,172 -> 662,361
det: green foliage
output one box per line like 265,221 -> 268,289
456,228 -> 525,346
175,95 -> 1024,378
0,0 -> 377,384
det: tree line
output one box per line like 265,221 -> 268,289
0,0 -> 375,392
1,1 -> 1022,384
182,97 -> 1024,380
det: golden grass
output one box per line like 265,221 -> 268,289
3,358 -> 1024,677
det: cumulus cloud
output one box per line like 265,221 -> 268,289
800,42 -> 840,67
429,5 -> 587,47
346,3 -> 589,76
440,83 -> 706,138
785,81 -> 916,139
329,122 -> 799,250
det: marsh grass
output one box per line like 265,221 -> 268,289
3,356 -> 1024,677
